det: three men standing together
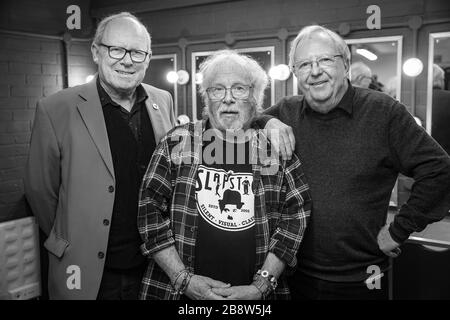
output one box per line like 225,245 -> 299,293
25,13 -> 450,300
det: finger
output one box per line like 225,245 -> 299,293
287,127 -> 296,154
208,292 -> 228,300
265,128 -> 278,152
390,251 -> 400,258
278,134 -> 288,160
384,250 -> 399,258
270,130 -> 281,156
390,247 -> 401,257
281,132 -> 293,160
205,278 -> 230,288
211,287 -> 233,296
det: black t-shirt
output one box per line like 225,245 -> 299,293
194,131 -> 256,286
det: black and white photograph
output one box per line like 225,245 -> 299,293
0,0 -> 449,309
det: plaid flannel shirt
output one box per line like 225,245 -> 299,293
138,120 -> 311,300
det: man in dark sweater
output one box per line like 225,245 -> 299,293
261,25 -> 450,299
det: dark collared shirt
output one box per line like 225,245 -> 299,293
97,79 -> 148,141
97,79 -> 156,270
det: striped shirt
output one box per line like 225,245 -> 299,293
138,120 -> 311,300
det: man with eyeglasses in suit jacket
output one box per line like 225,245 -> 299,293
25,12 -> 175,300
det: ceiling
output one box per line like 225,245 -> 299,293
90,0 -> 244,17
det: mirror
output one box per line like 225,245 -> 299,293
144,53 -> 178,115
191,47 -> 275,121
426,32 -> 450,155
347,37 -> 403,208
346,37 -> 402,101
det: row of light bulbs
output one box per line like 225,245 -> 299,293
164,58 -> 424,84
86,58 -> 424,84
164,64 -> 293,85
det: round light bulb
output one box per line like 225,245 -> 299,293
166,71 -> 178,83
402,58 -> 423,77
177,114 -> 190,125
177,70 -> 190,85
277,64 -> 290,80
269,66 -> 279,79
269,64 -> 290,80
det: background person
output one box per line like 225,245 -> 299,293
350,61 -> 372,89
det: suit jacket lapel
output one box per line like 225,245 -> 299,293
76,79 -> 115,180
145,93 -> 165,143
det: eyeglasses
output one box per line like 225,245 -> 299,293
206,84 -> 253,100
292,54 -> 343,74
99,43 -> 151,63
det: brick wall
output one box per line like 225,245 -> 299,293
0,33 -> 95,223
0,34 -> 61,222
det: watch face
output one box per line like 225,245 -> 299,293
271,279 -> 278,289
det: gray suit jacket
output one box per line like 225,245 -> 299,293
25,79 -> 175,299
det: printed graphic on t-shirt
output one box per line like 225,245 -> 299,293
195,165 -> 254,232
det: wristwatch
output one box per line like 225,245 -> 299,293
256,269 -> 278,290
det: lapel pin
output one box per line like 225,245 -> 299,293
152,103 -> 159,110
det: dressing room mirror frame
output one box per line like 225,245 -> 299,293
293,35 -> 403,103
426,31 -> 450,135
145,53 -> 178,115
191,46 -> 275,121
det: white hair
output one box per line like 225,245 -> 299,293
350,61 -> 372,86
385,76 -> 398,99
288,25 -> 351,70
433,64 -> 445,89
199,49 -> 269,115
92,12 -> 151,52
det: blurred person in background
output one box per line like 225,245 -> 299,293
350,61 -> 372,89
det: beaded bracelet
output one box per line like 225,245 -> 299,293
172,269 -> 194,295
178,272 -> 193,295
172,269 -> 189,291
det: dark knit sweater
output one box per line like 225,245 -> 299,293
261,84 -> 450,281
